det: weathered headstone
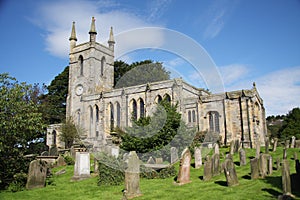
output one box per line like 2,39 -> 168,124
171,147 -> 179,164
285,140 -> 290,149
272,138 -> 278,152
291,136 -> 296,148
239,148 -> 246,166
267,155 -> 273,175
70,146 -> 76,159
259,153 -> 268,178
49,146 -> 58,156
226,153 -> 233,160
230,140 -> 235,155
234,139 -> 240,153
125,151 -> 142,198
176,148 -> 191,185
26,159 -> 48,189
283,148 -> 287,160
56,155 -> 66,167
223,158 -> 239,186
41,151 -> 49,156
155,157 -> 163,164
265,137 -> 270,154
147,156 -> 155,164
255,139 -> 261,158
72,152 -> 91,180
212,153 -> 220,176
250,158 -> 259,179
281,159 -> 291,195
194,147 -> 202,169
94,157 -> 99,173
203,156 -> 212,181
276,157 -> 281,170
214,143 -> 220,155
295,140 -> 300,148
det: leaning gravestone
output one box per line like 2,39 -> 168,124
281,159 -> 291,195
72,152 -> 91,180
171,147 -> 179,164
203,156 -> 212,181
223,158 -> 239,186
239,148 -> 246,166
26,159 -> 48,189
291,136 -> 296,148
250,158 -> 259,179
272,138 -> 278,152
176,148 -> 191,185
212,153 -> 220,176
125,151 -> 142,198
194,147 -> 202,169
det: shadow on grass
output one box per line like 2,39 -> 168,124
242,175 -> 251,180
214,180 -> 227,187
261,188 -> 281,198
234,161 -> 240,166
198,176 -> 203,180
248,156 -> 255,159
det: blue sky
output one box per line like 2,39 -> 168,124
0,0 -> 299,116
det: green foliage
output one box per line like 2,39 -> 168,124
59,117 -> 83,148
0,73 -> 45,189
7,173 -> 27,192
97,153 -> 126,186
140,165 -> 176,179
63,155 -> 75,165
114,60 -> 170,88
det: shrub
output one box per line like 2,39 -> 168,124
7,173 -> 27,192
63,155 -> 75,165
140,165 -> 176,179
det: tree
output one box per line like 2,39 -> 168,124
280,107 -> 300,140
59,117 -> 84,148
0,73 -> 45,189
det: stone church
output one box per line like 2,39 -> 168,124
47,18 -> 267,151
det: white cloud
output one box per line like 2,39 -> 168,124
31,0 -> 164,58
219,64 -> 250,86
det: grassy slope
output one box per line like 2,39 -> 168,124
0,147 -> 299,200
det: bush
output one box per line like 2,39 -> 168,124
7,173 -> 27,192
97,153 -> 126,186
63,155 -> 75,165
140,165 -> 176,179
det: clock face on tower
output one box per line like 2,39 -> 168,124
75,85 -> 84,96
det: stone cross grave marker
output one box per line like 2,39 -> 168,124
281,159 -> 291,195
72,152 -> 91,180
125,151 -> 142,198
223,158 -> 239,186
176,148 -> 191,185
26,159 -> 48,189
250,158 -> 259,179
194,147 -> 202,169
239,148 -> 246,166
171,147 -> 179,164
203,156 -> 212,181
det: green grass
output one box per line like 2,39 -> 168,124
0,147 -> 299,200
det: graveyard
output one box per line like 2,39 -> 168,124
0,146 -> 299,200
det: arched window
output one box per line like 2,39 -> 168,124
132,99 -> 137,121
52,130 -> 57,145
139,98 -> 145,118
76,110 -> 81,125
155,95 -> 162,103
95,105 -> 99,123
110,103 -> 114,131
101,56 -> 105,76
79,55 -> 84,76
116,102 -> 121,127
208,111 -> 220,133
192,110 -> 196,122
89,106 -> 93,137
164,94 -> 171,102
188,111 -> 192,123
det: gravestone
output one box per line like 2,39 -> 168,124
226,153 -> 233,160
156,157 -> 163,164
234,139 -> 240,153
194,147 -> 202,169
49,146 -> 58,156
255,139 -> 261,158
70,146 -> 76,159
214,143 -> 220,155
281,159 -> 291,195
259,154 -> 268,178
291,136 -> 296,148
72,152 -> 91,180
125,151 -> 142,198
268,155 -> 273,175
230,140 -> 235,155
295,140 -> 300,148
239,148 -> 246,166
223,158 -> 239,186
212,153 -> 220,176
176,148 -> 191,185
147,156 -> 155,164
283,148 -> 287,160
265,137 -> 269,154
203,156 -> 212,181
250,158 -> 259,179
272,138 -> 278,152
26,159 -> 48,189
41,151 -> 49,156
285,140 -> 290,149
276,157 -> 281,170
171,147 -> 179,164
56,155 -> 66,167
94,157 -> 99,173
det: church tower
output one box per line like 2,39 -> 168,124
66,17 -> 115,124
